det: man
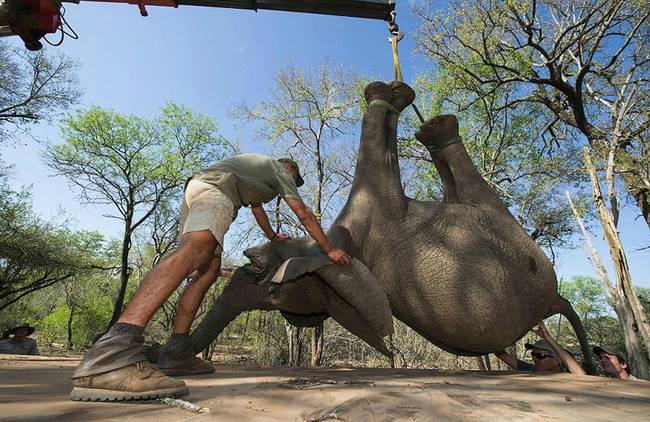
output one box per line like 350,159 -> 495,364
70,153 -> 350,402
593,346 -> 639,380
0,325 -> 39,355
495,320 -> 585,374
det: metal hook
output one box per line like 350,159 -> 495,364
138,1 -> 148,17
387,8 -> 403,42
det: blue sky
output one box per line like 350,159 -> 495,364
2,1 -> 648,287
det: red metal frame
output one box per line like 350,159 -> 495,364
3,0 -> 394,50
1,0 -> 62,50
83,0 -> 178,15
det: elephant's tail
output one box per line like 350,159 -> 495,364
548,296 -> 597,375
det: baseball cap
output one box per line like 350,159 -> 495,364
279,158 -> 305,187
525,340 -> 557,356
593,346 -> 628,363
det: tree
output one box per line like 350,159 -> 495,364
0,162 -> 104,311
234,62 -> 361,366
45,103 -> 235,329
0,40 -> 80,144
567,153 -> 650,379
415,0 -> 649,228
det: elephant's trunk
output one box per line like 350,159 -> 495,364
190,271 -> 269,353
190,296 -> 243,354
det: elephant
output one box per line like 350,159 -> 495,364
187,81 -> 595,372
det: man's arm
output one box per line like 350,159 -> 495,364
494,350 -> 519,370
251,203 -> 290,241
284,197 -> 350,265
534,320 -> 586,375
250,203 -> 281,240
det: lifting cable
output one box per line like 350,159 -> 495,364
387,8 -> 425,123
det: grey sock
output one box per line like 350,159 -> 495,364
110,322 -> 145,336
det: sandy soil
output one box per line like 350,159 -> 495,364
1,355 -> 648,421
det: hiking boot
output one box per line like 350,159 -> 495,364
160,356 -> 215,377
69,361 -> 188,402
156,333 -> 215,376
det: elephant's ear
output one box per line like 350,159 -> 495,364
271,257 -> 394,355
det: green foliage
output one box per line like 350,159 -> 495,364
0,161 -> 106,311
413,0 -> 650,235
46,103 -> 232,210
39,306 -> 71,345
44,103 -> 236,328
0,40 -> 81,144
560,276 -> 609,320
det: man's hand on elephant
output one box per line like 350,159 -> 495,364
532,320 -> 550,339
271,232 -> 291,242
328,249 -> 351,266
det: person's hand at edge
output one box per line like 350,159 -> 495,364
328,249 -> 351,266
270,232 -> 291,241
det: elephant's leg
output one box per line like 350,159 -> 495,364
415,115 -> 507,211
350,82 -> 414,199
431,155 -> 459,203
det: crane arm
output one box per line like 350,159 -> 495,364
1,0 -> 394,50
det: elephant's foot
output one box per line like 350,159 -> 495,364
415,115 -> 462,153
364,81 -> 392,104
416,115 -> 511,211
388,81 -> 415,112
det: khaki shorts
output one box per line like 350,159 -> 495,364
179,179 -> 236,254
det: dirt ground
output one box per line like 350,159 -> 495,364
1,355 -> 649,421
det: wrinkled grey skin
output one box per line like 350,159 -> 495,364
189,82 -> 595,372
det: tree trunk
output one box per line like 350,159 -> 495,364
475,356 -> 487,371
582,149 -> 650,362
610,299 -> 650,379
107,218 -> 133,330
286,324 -> 302,366
310,323 -> 324,367
67,305 -> 74,351
240,312 -> 251,346
568,152 -> 650,379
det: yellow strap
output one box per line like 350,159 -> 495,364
391,36 -> 403,83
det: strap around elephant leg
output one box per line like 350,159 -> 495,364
368,99 -> 401,114
427,135 -> 464,154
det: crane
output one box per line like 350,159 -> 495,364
0,0 -> 395,51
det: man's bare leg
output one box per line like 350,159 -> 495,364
70,230 -> 217,401
173,254 -> 221,334
119,230 -> 217,327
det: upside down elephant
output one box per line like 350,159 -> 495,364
184,81 -> 595,372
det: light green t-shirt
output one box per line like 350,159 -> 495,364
193,153 -> 302,209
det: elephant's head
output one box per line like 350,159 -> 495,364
237,238 -> 395,356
